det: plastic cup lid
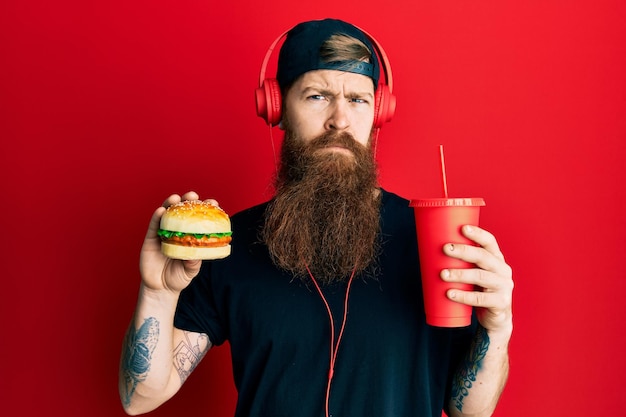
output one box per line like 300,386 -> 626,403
409,198 -> 486,207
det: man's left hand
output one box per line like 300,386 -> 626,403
441,225 -> 514,335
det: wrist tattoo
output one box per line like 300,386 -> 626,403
121,317 -> 159,407
451,325 -> 490,412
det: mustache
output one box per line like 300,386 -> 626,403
307,131 -> 369,154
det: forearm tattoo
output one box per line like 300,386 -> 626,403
451,325 -> 490,412
121,317 -> 159,407
173,331 -> 209,383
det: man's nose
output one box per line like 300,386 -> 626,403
325,100 -> 350,131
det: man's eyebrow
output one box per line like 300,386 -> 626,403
346,91 -> 374,100
300,86 -> 332,96
301,86 -> 374,99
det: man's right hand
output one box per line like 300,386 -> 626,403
139,191 -> 217,293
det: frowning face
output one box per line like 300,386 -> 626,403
282,69 -> 376,153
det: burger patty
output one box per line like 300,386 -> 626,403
160,234 -> 232,248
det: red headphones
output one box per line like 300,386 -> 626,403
255,25 -> 396,129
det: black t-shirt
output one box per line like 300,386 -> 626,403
175,189 -> 477,417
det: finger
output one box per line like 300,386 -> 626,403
181,190 -> 199,201
443,243 -> 504,275
203,198 -> 219,207
182,259 -> 203,279
447,287 -> 488,307
161,191 -> 201,208
461,225 -> 505,261
442,267 -> 500,291
145,205 -> 167,241
447,286 -> 508,309
162,193 -> 183,208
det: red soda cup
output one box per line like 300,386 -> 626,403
410,198 -> 485,327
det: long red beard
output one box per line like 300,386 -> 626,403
261,128 -> 381,284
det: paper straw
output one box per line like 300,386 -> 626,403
439,145 -> 449,198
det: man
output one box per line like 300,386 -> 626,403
119,18 -> 513,417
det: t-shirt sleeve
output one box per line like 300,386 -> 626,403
174,261 -> 227,346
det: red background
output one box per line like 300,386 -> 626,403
2,1 -> 625,416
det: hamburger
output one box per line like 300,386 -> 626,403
158,200 -> 232,260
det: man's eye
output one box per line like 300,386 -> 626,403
308,94 -> 325,101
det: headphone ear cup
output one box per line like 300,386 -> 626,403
372,84 -> 397,128
255,78 -> 282,126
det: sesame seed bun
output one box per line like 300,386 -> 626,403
158,200 -> 232,260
